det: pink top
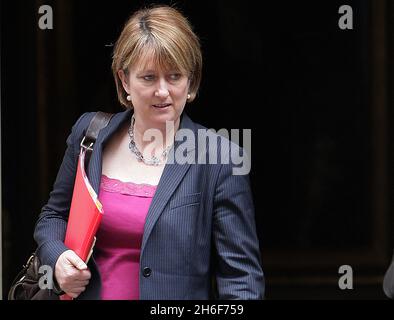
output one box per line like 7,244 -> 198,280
95,175 -> 157,300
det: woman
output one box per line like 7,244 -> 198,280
34,5 -> 264,300
383,251 -> 394,299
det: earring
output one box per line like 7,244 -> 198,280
187,94 -> 191,100
126,95 -> 132,101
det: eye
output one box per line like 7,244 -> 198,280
142,75 -> 155,81
169,73 -> 182,81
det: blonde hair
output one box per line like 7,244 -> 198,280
112,5 -> 202,108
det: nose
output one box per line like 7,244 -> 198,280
155,78 -> 169,98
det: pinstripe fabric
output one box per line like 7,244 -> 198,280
34,108 -> 265,300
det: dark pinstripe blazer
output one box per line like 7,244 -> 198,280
34,108 -> 265,299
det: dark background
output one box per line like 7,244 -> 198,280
2,0 -> 394,299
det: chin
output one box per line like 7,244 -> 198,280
153,109 -> 181,123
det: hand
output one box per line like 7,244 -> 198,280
55,250 -> 91,299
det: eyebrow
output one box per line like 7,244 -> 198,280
137,69 -> 156,74
137,69 -> 181,75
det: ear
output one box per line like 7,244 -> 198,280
118,70 -> 130,94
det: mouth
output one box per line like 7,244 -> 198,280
152,103 -> 172,109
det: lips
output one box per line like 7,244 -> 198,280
152,103 -> 171,109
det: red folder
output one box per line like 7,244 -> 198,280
61,149 -> 103,300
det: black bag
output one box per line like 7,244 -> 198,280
8,252 -> 63,300
7,112 -> 113,300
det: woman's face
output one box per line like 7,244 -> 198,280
119,57 -> 190,128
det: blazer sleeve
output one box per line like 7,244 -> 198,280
212,147 -> 265,300
33,112 -> 94,273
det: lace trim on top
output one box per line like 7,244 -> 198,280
100,175 -> 157,197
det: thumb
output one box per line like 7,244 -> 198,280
66,250 -> 87,270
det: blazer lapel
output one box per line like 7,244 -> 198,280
141,114 -> 197,253
85,109 -> 197,253
88,109 -> 132,193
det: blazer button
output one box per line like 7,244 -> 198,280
143,267 -> 152,277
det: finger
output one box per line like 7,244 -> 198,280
79,280 -> 90,286
66,251 -> 87,270
65,286 -> 86,298
76,269 -> 91,281
72,280 -> 89,287
65,291 -> 79,299
61,278 -> 88,291
70,287 -> 86,295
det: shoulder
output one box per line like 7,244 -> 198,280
69,109 -> 122,139
183,114 -> 251,176
182,113 -> 239,152
67,110 -> 120,148
70,112 -> 96,136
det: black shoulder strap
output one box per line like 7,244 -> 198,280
80,111 -> 114,164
